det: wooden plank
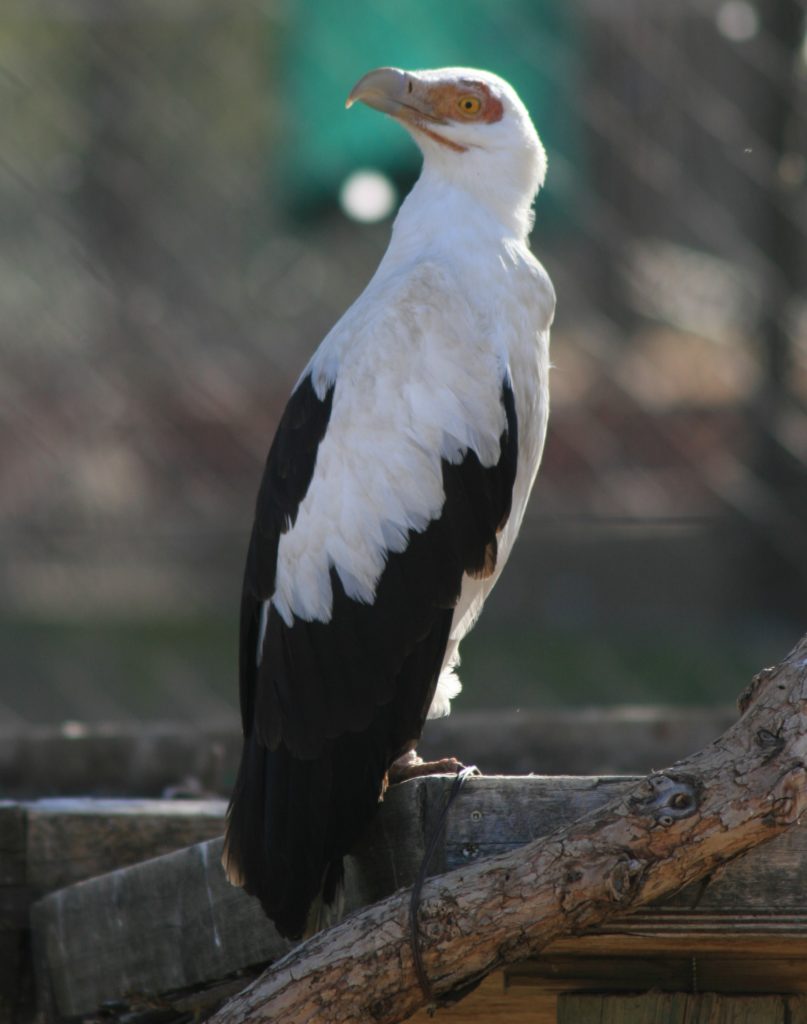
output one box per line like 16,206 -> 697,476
0,803 -> 27,888
31,837 -> 287,1017
508,943 -> 807,994
1,708 -> 736,797
25,798 -> 227,891
408,972 -> 555,1024
0,802 -> 29,1024
421,707 -> 738,777
0,722 -> 240,798
545,932 -> 807,958
30,781 -> 427,1019
5,799 -> 227,1024
31,774 -> 807,1020
443,774 -> 631,866
557,993 -> 787,1023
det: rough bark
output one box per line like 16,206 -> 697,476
209,635 -> 807,1024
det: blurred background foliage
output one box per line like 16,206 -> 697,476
1,0 -> 806,727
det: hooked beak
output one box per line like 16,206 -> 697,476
346,67 -> 445,125
346,67 -> 467,153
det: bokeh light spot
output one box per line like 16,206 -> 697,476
715,1 -> 759,42
339,169 -> 397,223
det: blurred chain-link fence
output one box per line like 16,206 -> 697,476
1,0 -> 805,722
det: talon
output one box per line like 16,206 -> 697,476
389,754 -> 467,784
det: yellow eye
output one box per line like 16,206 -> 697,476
457,95 -> 481,116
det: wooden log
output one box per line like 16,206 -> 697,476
199,634 -> 807,1024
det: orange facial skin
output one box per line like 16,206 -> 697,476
427,81 -> 505,126
408,81 -> 504,152
346,69 -> 505,153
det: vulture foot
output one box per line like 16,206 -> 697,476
388,752 -> 468,785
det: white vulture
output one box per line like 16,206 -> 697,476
223,66 -> 555,939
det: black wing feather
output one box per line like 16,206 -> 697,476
224,373 -> 519,938
237,375 -> 334,733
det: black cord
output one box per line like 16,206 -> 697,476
408,765 -> 478,1011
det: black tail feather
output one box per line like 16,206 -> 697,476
223,609 -> 453,940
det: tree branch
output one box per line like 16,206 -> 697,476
209,634 -> 807,1024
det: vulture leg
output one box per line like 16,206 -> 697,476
388,750 -> 469,784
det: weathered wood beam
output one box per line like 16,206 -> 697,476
30,780 -> 437,1017
556,992 -> 807,1024
3,799 -> 226,1024
1,707 -> 737,797
0,723 -> 239,798
25,797 -> 226,891
31,837 -> 288,1018
506,936 -> 807,996
203,634 -> 807,1024
0,802 -> 28,1024
421,706 -> 738,777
